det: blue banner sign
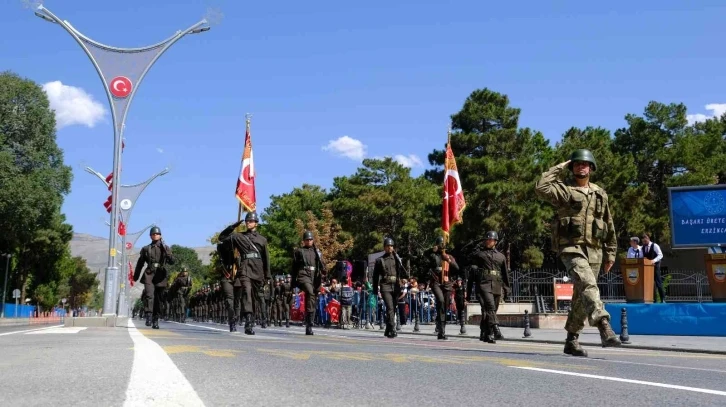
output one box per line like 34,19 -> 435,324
668,184 -> 726,248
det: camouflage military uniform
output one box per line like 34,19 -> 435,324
536,160 -> 617,334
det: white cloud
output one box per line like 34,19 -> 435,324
393,154 -> 423,168
42,81 -> 106,129
687,103 -> 726,125
156,147 -> 164,154
322,135 -> 367,160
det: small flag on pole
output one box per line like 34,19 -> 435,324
235,117 -> 257,212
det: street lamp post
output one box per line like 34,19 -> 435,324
1,254 -> 11,319
87,167 -> 169,316
34,5 -> 210,318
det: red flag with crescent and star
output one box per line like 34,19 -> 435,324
441,137 -> 466,240
235,119 -> 256,212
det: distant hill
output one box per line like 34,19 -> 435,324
70,233 -> 215,298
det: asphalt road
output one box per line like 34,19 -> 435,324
1,321 -> 726,406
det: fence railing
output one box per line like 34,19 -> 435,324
509,268 -> 713,313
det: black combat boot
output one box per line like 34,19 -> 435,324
564,332 -> 587,357
460,321 -> 467,335
493,325 -> 504,340
597,318 -> 622,348
438,321 -> 448,340
229,318 -> 237,332
305,313 -> 314,336
145,312 -> 152,327
285,317 -> 290,328
244,314 -> 255,335
413,316 -> 420,332
152,317 -> 159,330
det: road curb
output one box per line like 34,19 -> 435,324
397,331 -> 726,356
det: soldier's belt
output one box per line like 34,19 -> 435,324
487,270 -> 499,276
151,263 -> 160,268
435,267 -> 443,271
244,253 -> 260,259
301,266 -> 316,271
383,276 -> 397,283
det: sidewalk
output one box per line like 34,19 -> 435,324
394,323 -> 726,355
0,317 -> 63,327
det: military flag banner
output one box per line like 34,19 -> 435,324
441,130 -> 466,240
235,116 -> 256,213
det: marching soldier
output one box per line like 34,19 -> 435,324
373,237 -> 409,338
133,226 -> 175,329
217,212 -> 271,335
273,278 -> 284,326
454,277 -> 467,334
424,236 -> 460,340
282,274 -> 292,328
291,231 -> 327,335
466,231 -> 510,343
535,149 -> 621,356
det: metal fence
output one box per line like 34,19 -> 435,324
509,268 -> 713,313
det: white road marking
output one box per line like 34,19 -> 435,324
512,366 -> 726,396
0,325 -> 63,336
171,322 -> 287,340
26,327 -> 86,334
586,357 -> 726,374
123,319 -> 205,406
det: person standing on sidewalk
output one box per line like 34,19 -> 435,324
535,149 -> 621,357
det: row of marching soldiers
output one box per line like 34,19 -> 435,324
201,211 -> 513,341
187,276 -> 293,328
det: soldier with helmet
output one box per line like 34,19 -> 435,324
133,226 -> 175,329
291,230 -> 327,335
217,211 -> 271,335
466,231 -> 510,343
424,236 -> 460,340
372,237 -> 409,338
535,149 -> 621,357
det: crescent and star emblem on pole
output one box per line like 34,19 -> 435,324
109,76 -> 132,98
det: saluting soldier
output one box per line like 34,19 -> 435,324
133,226 -> 175,329
466,231 -> 510,343
373,237 -> 409,338
217,212 -> 271,335
535,149 -> 621,357
424,236 -> 460,340
291,231 -> 327,335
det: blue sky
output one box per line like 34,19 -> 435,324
2,0 -> 725,248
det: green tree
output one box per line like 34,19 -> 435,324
0,71 -> 73,299
329,157 -> 440,273
167,245 -> 205,284
426,88 -> 554,268
613,101 -> 726,244
294,206 -> 355,271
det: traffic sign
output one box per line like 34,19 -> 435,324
12,289 -> 20,299
61,298 -> 67,304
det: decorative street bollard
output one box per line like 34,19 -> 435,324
620,307 -> 631,344
523,309 -> 532,338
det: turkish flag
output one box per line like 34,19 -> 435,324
441,142 -> 466,237
235,120 -> 256,212
128,262 -> 134,287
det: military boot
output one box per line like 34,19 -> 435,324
305,313 -> 314,336
413,317 -> 420,332
564,332 -> 587,357
438,321 -> 448,340
459,321 -> 467,335
285,317 -> 290,328
493,325 -> 504,340
244,314 -> 255,335
229,318 -> 237,333
152,317 -> 159,330
145,312 -> 152,327
597,318 -> 622,347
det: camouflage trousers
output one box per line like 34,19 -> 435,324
561,253 -> 610,333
